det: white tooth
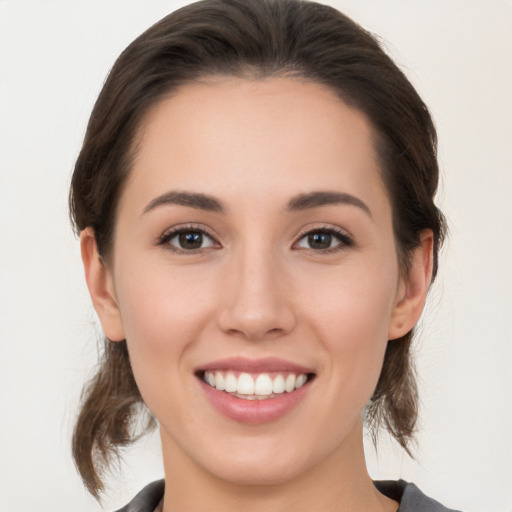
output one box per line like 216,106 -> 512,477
237,373 -> 255,395
295,373 -> 307,389
285,374 -> 296,393
272,374 -> 285,394
215,372 -> 225,391
225,373 -> 238,392
254,374 -> 273,395
206,371 -> 215,387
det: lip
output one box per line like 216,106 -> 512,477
196,357 -> 315,424
196,356 -> 314,374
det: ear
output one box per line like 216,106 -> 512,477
388,230 -> 434,340
80,227 -> 125,342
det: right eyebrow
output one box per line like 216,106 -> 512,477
141,191 -> 225,215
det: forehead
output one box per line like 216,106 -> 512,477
123,76 -> 388,214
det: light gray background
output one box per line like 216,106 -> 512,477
0,1 -> 511,511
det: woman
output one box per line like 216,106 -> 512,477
70,0 -> 458,510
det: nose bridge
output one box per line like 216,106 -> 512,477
218,239 -> 295,340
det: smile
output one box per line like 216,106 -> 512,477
196,357 -> 316,423
202,371 -> 309,399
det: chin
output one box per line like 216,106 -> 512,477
191,429 -> 338,488
205,453 -> 309,487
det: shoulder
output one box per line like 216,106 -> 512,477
374,480 -> 463,512
113,480 -> 165,512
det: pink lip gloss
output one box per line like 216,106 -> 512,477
199,378 -> 311,423
196,357 -> 315,424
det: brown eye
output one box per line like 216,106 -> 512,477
295,228 -> 353,252
178,231 -> 204,249
162,229 -> 217,252
307,232 -> 332,250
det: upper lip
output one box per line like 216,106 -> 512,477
196,356 -> 315,374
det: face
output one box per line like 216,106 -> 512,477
86,77 -> 426,486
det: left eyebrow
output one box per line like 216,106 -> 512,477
287,191 -> 372,218
142,191 -> 225,215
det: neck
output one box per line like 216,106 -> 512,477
160,420 -> 398,512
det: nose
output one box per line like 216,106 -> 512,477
217,248 -> 297,341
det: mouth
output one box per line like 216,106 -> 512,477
195,357 -> 316,423
198,370 -> 315,400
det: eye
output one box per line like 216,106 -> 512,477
159,226 -> 219,253
295,228 -> 353,252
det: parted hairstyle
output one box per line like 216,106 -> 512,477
70,0 -> 446,499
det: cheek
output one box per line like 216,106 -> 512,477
112,263 -> 217,403
302,261 -> 398,399
115,258 -> 216,337
305,257 -> 398,343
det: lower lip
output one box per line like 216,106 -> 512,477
199,378 -> 312,424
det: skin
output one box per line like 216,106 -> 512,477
81,77 -> 433,512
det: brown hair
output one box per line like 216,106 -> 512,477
70,0 -> 446,498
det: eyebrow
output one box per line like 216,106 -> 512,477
142,191 -> 224,215
287,191 -> 372,217
142,189 -> 372,218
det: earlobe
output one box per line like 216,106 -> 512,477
388,230 -> 434,340
80,227 -> 125,342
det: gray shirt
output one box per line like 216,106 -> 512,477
375,480 -> 462,512
115,479 -> 463,511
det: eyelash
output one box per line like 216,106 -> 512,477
157,224 -> 218,254
293,226 -> 354,253
157,225 -> 354,254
